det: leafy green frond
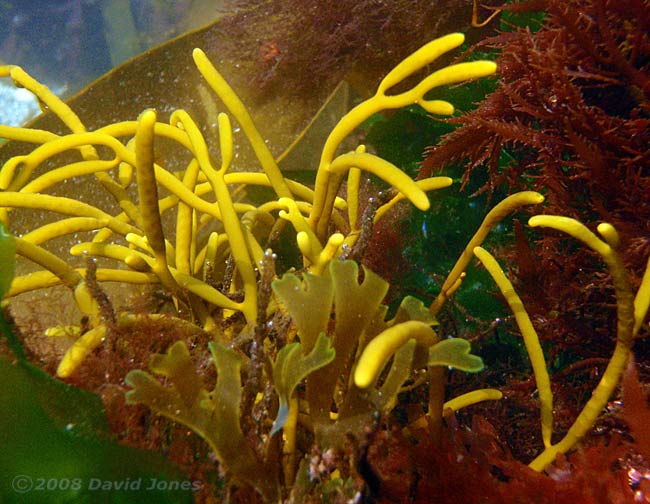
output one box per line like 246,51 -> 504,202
272,271 -> 334,352
270,332 -> 335,435
125,341 -> 279,502
428,338 -> 484,372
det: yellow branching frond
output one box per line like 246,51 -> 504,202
0,33 -> 496,383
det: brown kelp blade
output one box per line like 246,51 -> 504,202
0,10 -> 347,176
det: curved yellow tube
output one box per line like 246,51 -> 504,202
527,216 -> 635,471
192,48 -> 293,200
355,321 -> 438,389
443,388 -> 503,412
309,32 -> 496,240
328,152 -> 430,211
634,255 -> 650,337
430,191 -> 544,316
374,176 -> 453,223
474,246 -> 553,447
56,325 -> 106,378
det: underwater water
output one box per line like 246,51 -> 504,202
0,0 -> 226,125
1,1 -> 649,502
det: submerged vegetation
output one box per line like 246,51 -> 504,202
423,0 -> 650,467
1,3 -> 650,500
